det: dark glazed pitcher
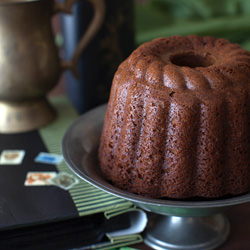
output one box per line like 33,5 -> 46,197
61,0 -> 134,113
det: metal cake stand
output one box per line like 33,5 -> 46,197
62,104 -> 250,250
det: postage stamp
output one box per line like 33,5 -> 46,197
34,152 -> 63,165
0,150 -> 26,165
49,172 -> 79,190
24,172 -> 57,186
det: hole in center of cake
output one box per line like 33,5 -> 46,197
170,52 -> 214,68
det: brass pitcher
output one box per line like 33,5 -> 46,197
0,0 -> 105,133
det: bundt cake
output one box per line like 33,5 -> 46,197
98,35 -> 250,199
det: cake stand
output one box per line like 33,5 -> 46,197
62,104 -> 250,250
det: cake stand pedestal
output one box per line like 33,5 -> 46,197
137,207 -> 230,250
62,104 -> 250,250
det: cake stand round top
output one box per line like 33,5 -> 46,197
62,104 -> 250,217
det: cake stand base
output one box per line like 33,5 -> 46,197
144,213 -> 230,250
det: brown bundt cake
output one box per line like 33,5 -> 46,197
98,35 -> 250,199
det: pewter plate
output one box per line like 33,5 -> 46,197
62,104 -> 250,216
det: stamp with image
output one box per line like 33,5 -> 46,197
34,152 -> 63,165
24,172 -> 58,186
0,150 -> 26,165
49,172 -> 79,190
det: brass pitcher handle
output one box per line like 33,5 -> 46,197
54,0 -> 105,77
